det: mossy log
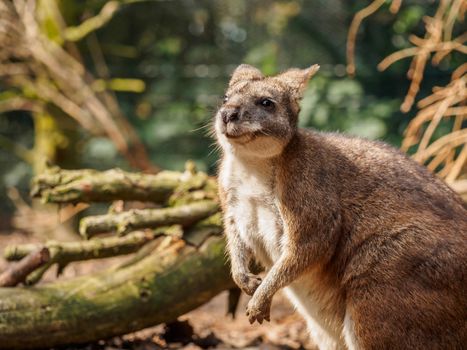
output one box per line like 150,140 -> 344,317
0,236 -> 234,349
31,165 -> 214,204
79,200 -> 219,237
3,231 -> 166,262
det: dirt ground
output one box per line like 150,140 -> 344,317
89,291 -> 317,350
0,231 -> 317,350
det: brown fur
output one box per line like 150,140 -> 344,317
214,64 -> 467,350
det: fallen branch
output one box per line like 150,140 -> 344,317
4,230 -> 169,262
3,215 -> 222,285
79,200 -> 219,238
0,248 -> 50,287
3,227 -> 186,284
0,236 -> 234,350
31,166 -> 207,204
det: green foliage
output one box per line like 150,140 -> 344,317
300,76 -> 399,141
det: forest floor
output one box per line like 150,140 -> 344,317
0,231 -> 317,350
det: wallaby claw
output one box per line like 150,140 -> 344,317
246,295 -> 271,325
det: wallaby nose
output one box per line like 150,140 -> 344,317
222,109 -> 239,124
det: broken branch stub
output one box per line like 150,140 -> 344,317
0,248 -> 50,287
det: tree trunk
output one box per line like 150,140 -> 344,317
0,236 -> 233,350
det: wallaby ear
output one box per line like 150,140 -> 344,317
229,64 -> 264,87
275,64 -> 320,99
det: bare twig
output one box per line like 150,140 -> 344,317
64,1 -> 120,42
346,0 -> 386,76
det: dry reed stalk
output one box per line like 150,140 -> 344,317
347,0 -> 466,197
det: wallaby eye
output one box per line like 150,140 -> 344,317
260,98 -> 274,109
223,95 -> 228,104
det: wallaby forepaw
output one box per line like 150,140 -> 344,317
233,272 -> 262,296
246,295 -> 271,325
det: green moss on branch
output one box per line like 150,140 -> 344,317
31,166 -> 189,204
79,200 -> 219,238
0,236 -> 234,350
4,231 -> 166,262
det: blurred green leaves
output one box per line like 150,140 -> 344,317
393,5 -> 424,34
300,75 -> 397,140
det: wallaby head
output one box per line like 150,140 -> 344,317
215,64 -> 319,158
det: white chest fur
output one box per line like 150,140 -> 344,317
220,154 -> 284,266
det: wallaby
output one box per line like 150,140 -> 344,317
214,64 -> 467,350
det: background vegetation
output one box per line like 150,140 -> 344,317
0,0 -> 464,224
